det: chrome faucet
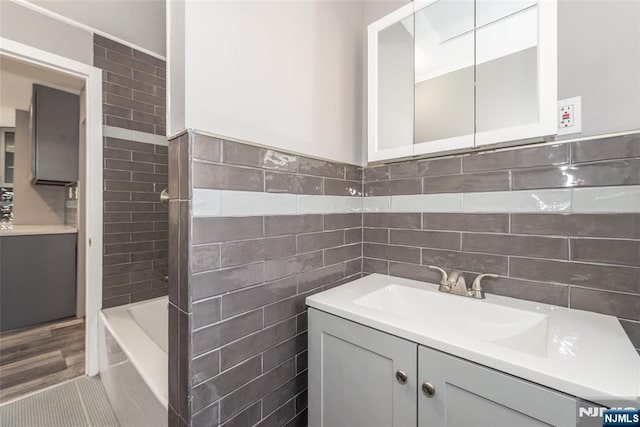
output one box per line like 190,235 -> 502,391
427,265 -> 499,299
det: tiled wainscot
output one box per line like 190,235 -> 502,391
167,131 -> 640,426
168,132 -> 364,426
362,133 -> 640,356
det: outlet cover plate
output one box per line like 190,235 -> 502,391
557,96 -> 582,136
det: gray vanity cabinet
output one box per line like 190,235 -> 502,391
309,309 -> 580,427
418,346 -> 578,426
308,308 -> 417,427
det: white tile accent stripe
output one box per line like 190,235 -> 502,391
193,190 -> 363,217
462,189 -> 571,213
572,186 -> 640,213
362,197 -> 390,212
192,186 -> 640,217
103,126 -> 168,146
221,191 -> 297,216
392,193 -> 463,213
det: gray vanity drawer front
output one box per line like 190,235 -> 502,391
0,233 -> 77,331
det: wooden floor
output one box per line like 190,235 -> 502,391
0,317 -> 85,403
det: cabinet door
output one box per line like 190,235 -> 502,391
474,0 -> 557,147
308,309 -> 417,427
418,346 -> 577,426
368,3 -> 415,162
33,84 -> 80,184
0,233 -> 77,331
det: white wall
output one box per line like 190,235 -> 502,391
24,0 -> 166,57
168,0 -> 640,166
0,108 -> 15,127
12,110 -> 66,225
0,0 -> 93,65
1,0 -> 166,61
557,0 -> 640,138
171,0 -> 366,165
167,0 -> 185,135
168,0 -> 409,165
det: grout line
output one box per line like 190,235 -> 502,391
75,380 -> 92,427
569,284 -> 640,297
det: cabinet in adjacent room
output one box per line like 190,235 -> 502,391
32,84 -> 80,185
0,232 -> 77,332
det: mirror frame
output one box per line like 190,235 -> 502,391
367,0 -> 557,163
367,3 -> 415,162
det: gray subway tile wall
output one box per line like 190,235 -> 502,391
365,135 -> 640,195
363,134 -> 640,353
571,133 -> 640,163
95,35 -> 168,308
168,131 -> 639,426
95,34 -> 166,136
102,136 -> 168,307
169,132 -> 363,426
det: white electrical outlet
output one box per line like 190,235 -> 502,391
557,96 -> 582,135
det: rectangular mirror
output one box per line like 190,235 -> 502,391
476,0 -> 539,133
368,0 -> 555,163
377,14 -> 415,152
413,0 -> 475,153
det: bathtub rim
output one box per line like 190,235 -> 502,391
100,296 -> 168,409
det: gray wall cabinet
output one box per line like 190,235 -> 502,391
32,84 -> 80,185
309,308 -> 579,427
0,233 -> 77,331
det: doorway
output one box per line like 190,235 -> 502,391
0,38 -> 103,402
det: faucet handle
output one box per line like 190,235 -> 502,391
427,265 -> 448,283
470,273 -> 500,299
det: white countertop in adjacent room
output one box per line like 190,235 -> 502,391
0,225 -> 78,236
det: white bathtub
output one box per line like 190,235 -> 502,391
99,296 -> 168,427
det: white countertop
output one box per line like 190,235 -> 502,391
306,274 -> 640,406
0,225 -> 78,236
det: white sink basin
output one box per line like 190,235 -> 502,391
306,274 -> 640,405
355,284 -> 549,356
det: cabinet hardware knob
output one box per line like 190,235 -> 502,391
395,370 -> 408,384
422,382 -> 436,397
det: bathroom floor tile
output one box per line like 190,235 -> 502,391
0,376 -> 118,426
